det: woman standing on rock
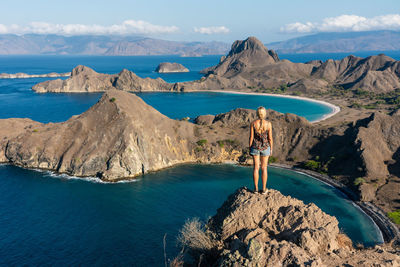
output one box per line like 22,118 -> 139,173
249,107 -> 273,194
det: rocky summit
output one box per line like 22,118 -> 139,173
155,62 -> 189,73
176,187 -> 400,266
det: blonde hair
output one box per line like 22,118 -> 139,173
256,107 -> 267,132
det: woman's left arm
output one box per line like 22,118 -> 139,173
268,122 -> 273,153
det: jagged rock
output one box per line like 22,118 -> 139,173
32,65 -> 173,93
32,65 -> 115,93
194,115 -> 215,125
113,69 -> 171,91
155,62 -> 189,73
178,188 -> 400,266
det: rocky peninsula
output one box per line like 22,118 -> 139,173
32,65 -> 172,93
174,187 -> 400,266
155,62 -> 189,73
0,72 -> 70,79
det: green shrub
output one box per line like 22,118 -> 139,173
353,177 -> 366,186
217,140 -> 224,148
110,97 -> 116,102
350,102 -> 362,108
291,91 -> 301,96
216,139 -> 239,148
387,210 -> 400,224
32,129 -> 38,133
304,160 -> 320,171
268,156 -> 277,163
196,139 -> 207,146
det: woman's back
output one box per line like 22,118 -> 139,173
253,119 -> 268,134
252,119 -> 270,150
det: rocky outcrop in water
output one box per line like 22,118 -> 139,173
0,72 -> 70,79
176,187 -> 400,266
32,65 -> 173,93
155,62 -> 189,73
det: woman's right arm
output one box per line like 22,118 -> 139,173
249,122 -> 254,148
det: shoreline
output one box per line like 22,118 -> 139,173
187,89 -> 341,123
270,163 -> 400,244
2,160 -> 396,246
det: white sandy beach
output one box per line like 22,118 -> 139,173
193,89 -> 341,123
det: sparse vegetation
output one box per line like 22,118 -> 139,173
304,160 -> 321,171
353,177 -> 366,186
302,156 -> 334,174
196,139 -> 207,146
216,139 -> 240,149
177,218 -> 217,251
110,97 -> 116,102
32,129 -> 38,133
387,210 -> 400,224
268,156 -> 278,163
217,140 -> 224,148
291,91 -> 302,96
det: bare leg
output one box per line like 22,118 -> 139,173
260,156 -> 269,191
252,155 -> 260,192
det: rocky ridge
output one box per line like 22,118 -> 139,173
32,65 -> 173,93
176,188 -> 400,266
155,62 -> 189,73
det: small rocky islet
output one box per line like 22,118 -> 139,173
154,62 -> 189,73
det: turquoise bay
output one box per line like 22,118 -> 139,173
0,55 -> 384,266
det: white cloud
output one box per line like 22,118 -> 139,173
281,14 -> 400,33
194,26 -> 230,34
0,20 -> 179,35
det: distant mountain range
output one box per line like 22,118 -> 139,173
267,30 -> 400,54
0,34 -> 230,56
2,31 -> 400,56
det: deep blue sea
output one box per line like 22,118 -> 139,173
0,53 -> 387,266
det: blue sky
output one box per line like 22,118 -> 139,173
1,0 -> 400,43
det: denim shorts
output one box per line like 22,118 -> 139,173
250,146 -> 271,157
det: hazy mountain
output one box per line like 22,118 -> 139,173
0,34 -> 229,56
267,31 -> 400,53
